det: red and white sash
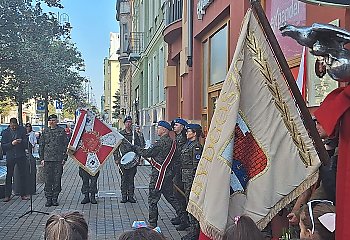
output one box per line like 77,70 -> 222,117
149,141 -> 176,190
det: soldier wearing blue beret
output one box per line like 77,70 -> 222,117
133,120 -> 189,229
170,118 -> 189,227
181,123 -> 203,240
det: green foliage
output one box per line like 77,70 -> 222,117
0,99 -> 13,116
0,0 -> 85,123
112,89 -> 121,119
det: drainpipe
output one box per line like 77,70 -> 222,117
187,0 -> 193,67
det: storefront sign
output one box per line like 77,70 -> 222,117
266,0 -> 306,60
298,0 -> 350,7
197,0 -> 215,20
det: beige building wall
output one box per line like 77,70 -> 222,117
103,32 -> 121,124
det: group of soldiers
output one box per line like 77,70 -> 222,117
2,113 -> 203,240
115,116 -> 204,240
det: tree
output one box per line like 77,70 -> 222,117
112,89 -> 121,120
0,0 -> 85,125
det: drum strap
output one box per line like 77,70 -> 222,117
151,140 -> 176,191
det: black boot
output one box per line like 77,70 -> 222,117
52,198 -> 59,206
171,216 -> 181,225
90,193 -> 97,204
175,222 -> 190,231
128,196 -> 136,203
81,194 -> 90,204
120,196 -> 128,203
45,198 -> 52,207
181,233 -> 198,240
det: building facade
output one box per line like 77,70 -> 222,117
116,0 -> 167,142
103,32 -> 121,125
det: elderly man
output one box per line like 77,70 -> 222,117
40,114 -> 68,207
134,120 -> 189,229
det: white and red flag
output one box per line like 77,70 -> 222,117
187,9 -> 321,240
68,109 -> 124,176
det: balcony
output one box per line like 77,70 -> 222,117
116,0 -> 130,21
163,0 -> 183,44
127,32 -> 144,62
164,0 -> 183,26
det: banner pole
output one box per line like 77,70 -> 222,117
250,0 -> 330,166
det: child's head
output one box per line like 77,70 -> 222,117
223,215 -> 264,240
118,227 -> 166,240
299,200 -> 335,240
45,211 -> 88,240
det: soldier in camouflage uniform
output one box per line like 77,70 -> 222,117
134,120 -> 189,229
39,114 -> 68,207
170,118 -> 188,227
114,116 -> 141,203
79,167 -> 99,204
181,124 -> 203,240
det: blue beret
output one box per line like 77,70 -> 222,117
186,123 -> 202,131
172,118 -> 188,127
158,120 -> 172,131
124,116 -> 132,123
48,114 -> 58,120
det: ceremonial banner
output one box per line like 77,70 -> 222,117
68,109 -> 124,176
187,9 -> 321,240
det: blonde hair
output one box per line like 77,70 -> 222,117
45,211 -> 88,240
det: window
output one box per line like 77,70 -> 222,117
122,23 -> 128,52
159,46 -> 165,102
202,40 -> 209,108
209,25 -> 228,85
201,21 -> 229,131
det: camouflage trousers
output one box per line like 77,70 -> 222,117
184,180 -> 199,239
119,166 -> 137,198
79,167 -> 99,194
148,174 -> 188,226
44,161 -> 63,199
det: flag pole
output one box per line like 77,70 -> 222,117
250,0 -> 330,166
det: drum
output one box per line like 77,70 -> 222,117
120,151 -> 139,169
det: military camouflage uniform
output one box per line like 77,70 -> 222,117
181,140 -> 203,240
135,134 -> 188,227
173,133 -> 188,214
39,126 -> 68,201
113,129 -> 141,201
79,167 -> 99,195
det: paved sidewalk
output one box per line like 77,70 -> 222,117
0,159 -> 186,239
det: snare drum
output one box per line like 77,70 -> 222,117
120,151 -> 139,169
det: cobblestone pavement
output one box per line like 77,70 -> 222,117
0,159 -> 186,239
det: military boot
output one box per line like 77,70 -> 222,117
90,193 -> 97,204
128,196 -> 136,203
45,198 -> 52,207
120,196 -> 128,203
181,233 -> 198,240
176,214 -> 190,231
171,216 -> 181,225
81,194 -> 90,204
52,198 -> 59,206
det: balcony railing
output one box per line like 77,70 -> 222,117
127,32 -> 144,57
164,0 -> 183,26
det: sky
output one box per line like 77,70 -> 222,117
48,0 -> 119,110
